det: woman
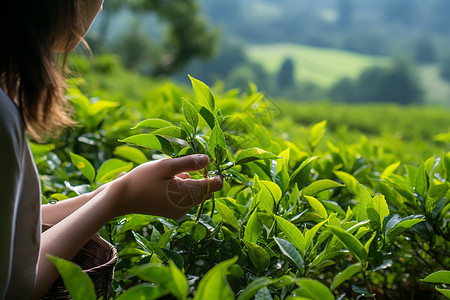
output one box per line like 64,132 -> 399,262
0,1 -> 223,298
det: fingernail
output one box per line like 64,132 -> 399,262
196,154 -> 209,166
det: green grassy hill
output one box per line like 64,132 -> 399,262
247,43 -> 389,88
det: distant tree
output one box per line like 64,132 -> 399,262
277,58 -> 295,89
337,0 -> 355,28
411,36 -> 436,64
329,78 -> 357,102
96,0 -> 218,76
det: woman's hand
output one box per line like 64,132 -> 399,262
107,154 -> 223,219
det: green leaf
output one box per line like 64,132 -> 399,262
234,148 -> 278,166
208,121 -> 227,163
334,170 -> 358,195
327,225 -> 368,263
372,195 -> 390,230
421,270 -> 450,284
357,183 -> 372,222
119,134 -> 175,156
435,287 -> 450,298
302,180 -> 343,196
215,200 -> 240,230
182,99 -> 199,130
310,120 -> 327,149
189,75 -> 216,112
199,106 -> 216,129
116,284 -> 167,300
305,196 -> 327,219
243,240 -> 270,272
161,249 -> 185,270
131,118 -> 174,130
244,210 -> 262,243
414,161 -> 427,196
69,152 -> 95,183
385,215 -> 425,243
193,257 -> 238,300
132,231 -> 153,254
381,161 -> 401,178
304,220 -> 327,251
293,278 -> 335,300
273,237 -> 304,272
331,262 -> 362,290
114,145 -> 148,164
290,156 -> 318,183
255,287 -> 273,300
237,277 -> 275,300
96,158 -> 133,183
152,126 -> 188,140
47,255 -> 96,300
117,215 -> 155,235
276,216 -> 306,253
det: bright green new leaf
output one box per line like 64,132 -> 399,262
260,180 -> 283,206
234,148 -> 278,166
116,284 -> 167,300
168,260 -> 189,297
237,277 -> 275,300
334,171 -> 358,195
152,126 -> 187,140
96,158 -> 133,183
435,287 -> 450,298
330,263 -> 362,290
114,145 -> 148,164
133,231 -> 153,254
304,220 -> 327,251
381,161 -> 401,178
182,98 -> 199,130
120,134 -> 175,156
216,200 -> 240,230
273,237 -> 304,272
243,240 -> 270,272
372,195 -> 390,230
275,216 -> 305,253
305,196 -> 327,219
414,161 -> 427,196
310,120 -> 327,149
357,183 -> 372,222
193,257 -> 238,300
69,152 -> 95,183
302,180 -> 344,196
131,118 -> 174,130
421,270 -> 450,284
29,142 -> 55,157
290,156 -> 318,183
244,210 -> 262,243
293,278 -> 335,300
47,255 -> 96,300
327,225 -> 368,263
117,215 -> 155,235
189,75 -> 215,112
364,232 -> 377,254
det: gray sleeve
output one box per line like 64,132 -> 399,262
0,93 -> 24,299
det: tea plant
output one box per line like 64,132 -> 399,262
36,70 -> 450,299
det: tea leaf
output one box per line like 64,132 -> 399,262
116,284 -> 167,300
131,118 -> 174,130
120,134 -> 175,156
237,277 -> 274,300
357,183 -> 372,222
334,171 -> 358,195
193,257 -> 238,300
327,225 -> 368,263
216,200 -> 240,230
69,152 -> 95,183
243,240 -> 270,272
244,210 -> 262,243
293,278 -> 335,300
290,156 -> 318,183
421,270 -> 450,284
189,75 -> 215,112
47,255 -> 96,300
234,148 -> 278,165
96,158 -> 133,183
273,237 -> 304,272
302,180 -> 344,196
305,196 -> 327,219
275,216 -> 305,253
152,126 -> 188,140
182,98 -> 199,130
331,263 -> 362,290
385,215 -> 425,243
114,145 -> 148,164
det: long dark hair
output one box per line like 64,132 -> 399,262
0,0 -> 84,139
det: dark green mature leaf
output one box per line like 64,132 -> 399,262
331,263 -> 362,290
327,225 -> 368,263
385,215 -> 425,243
274,237 -> 304,272
133,231 -> 153,254
152,126 -> 188,140
69,152 -> 95,183
234,148 -> 278,166
199,106 -> 215,129
193,257 -> 238,300
255,287 -> 273,300
120,134 -> 175,156
302,180 -> 344,196
237,277 -> 275,300
243,240 -> 270,272
131,118 -> 174,130
117,214 -> 155,235
275,216 -> 306,253
290,156 -> 318,183
414,161 -> 427,197
47,255 -> 96,300
421,270 -> 450,284
161,249 -> 184,270
116,284 -> 167,300
114,145 -> 148,164
293,278 -> 335,300
189,75 -> 215,112
182,98 -> 199,130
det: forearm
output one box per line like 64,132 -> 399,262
32,184 -> 117,299
41,184 -> 107,224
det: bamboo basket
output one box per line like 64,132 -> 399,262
40,224 -> 118,300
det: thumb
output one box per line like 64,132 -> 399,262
160,154 -> 210,178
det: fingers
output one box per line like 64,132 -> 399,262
181,175 -> 223,194
174,172 -> 191,180
167,175 -> 223,208
160,155 -> 210,178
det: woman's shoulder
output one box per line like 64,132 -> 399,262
0,88 -> 25,142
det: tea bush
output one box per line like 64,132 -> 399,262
35,61 -> 450,299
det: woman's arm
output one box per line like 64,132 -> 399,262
32,155 -> 223,299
